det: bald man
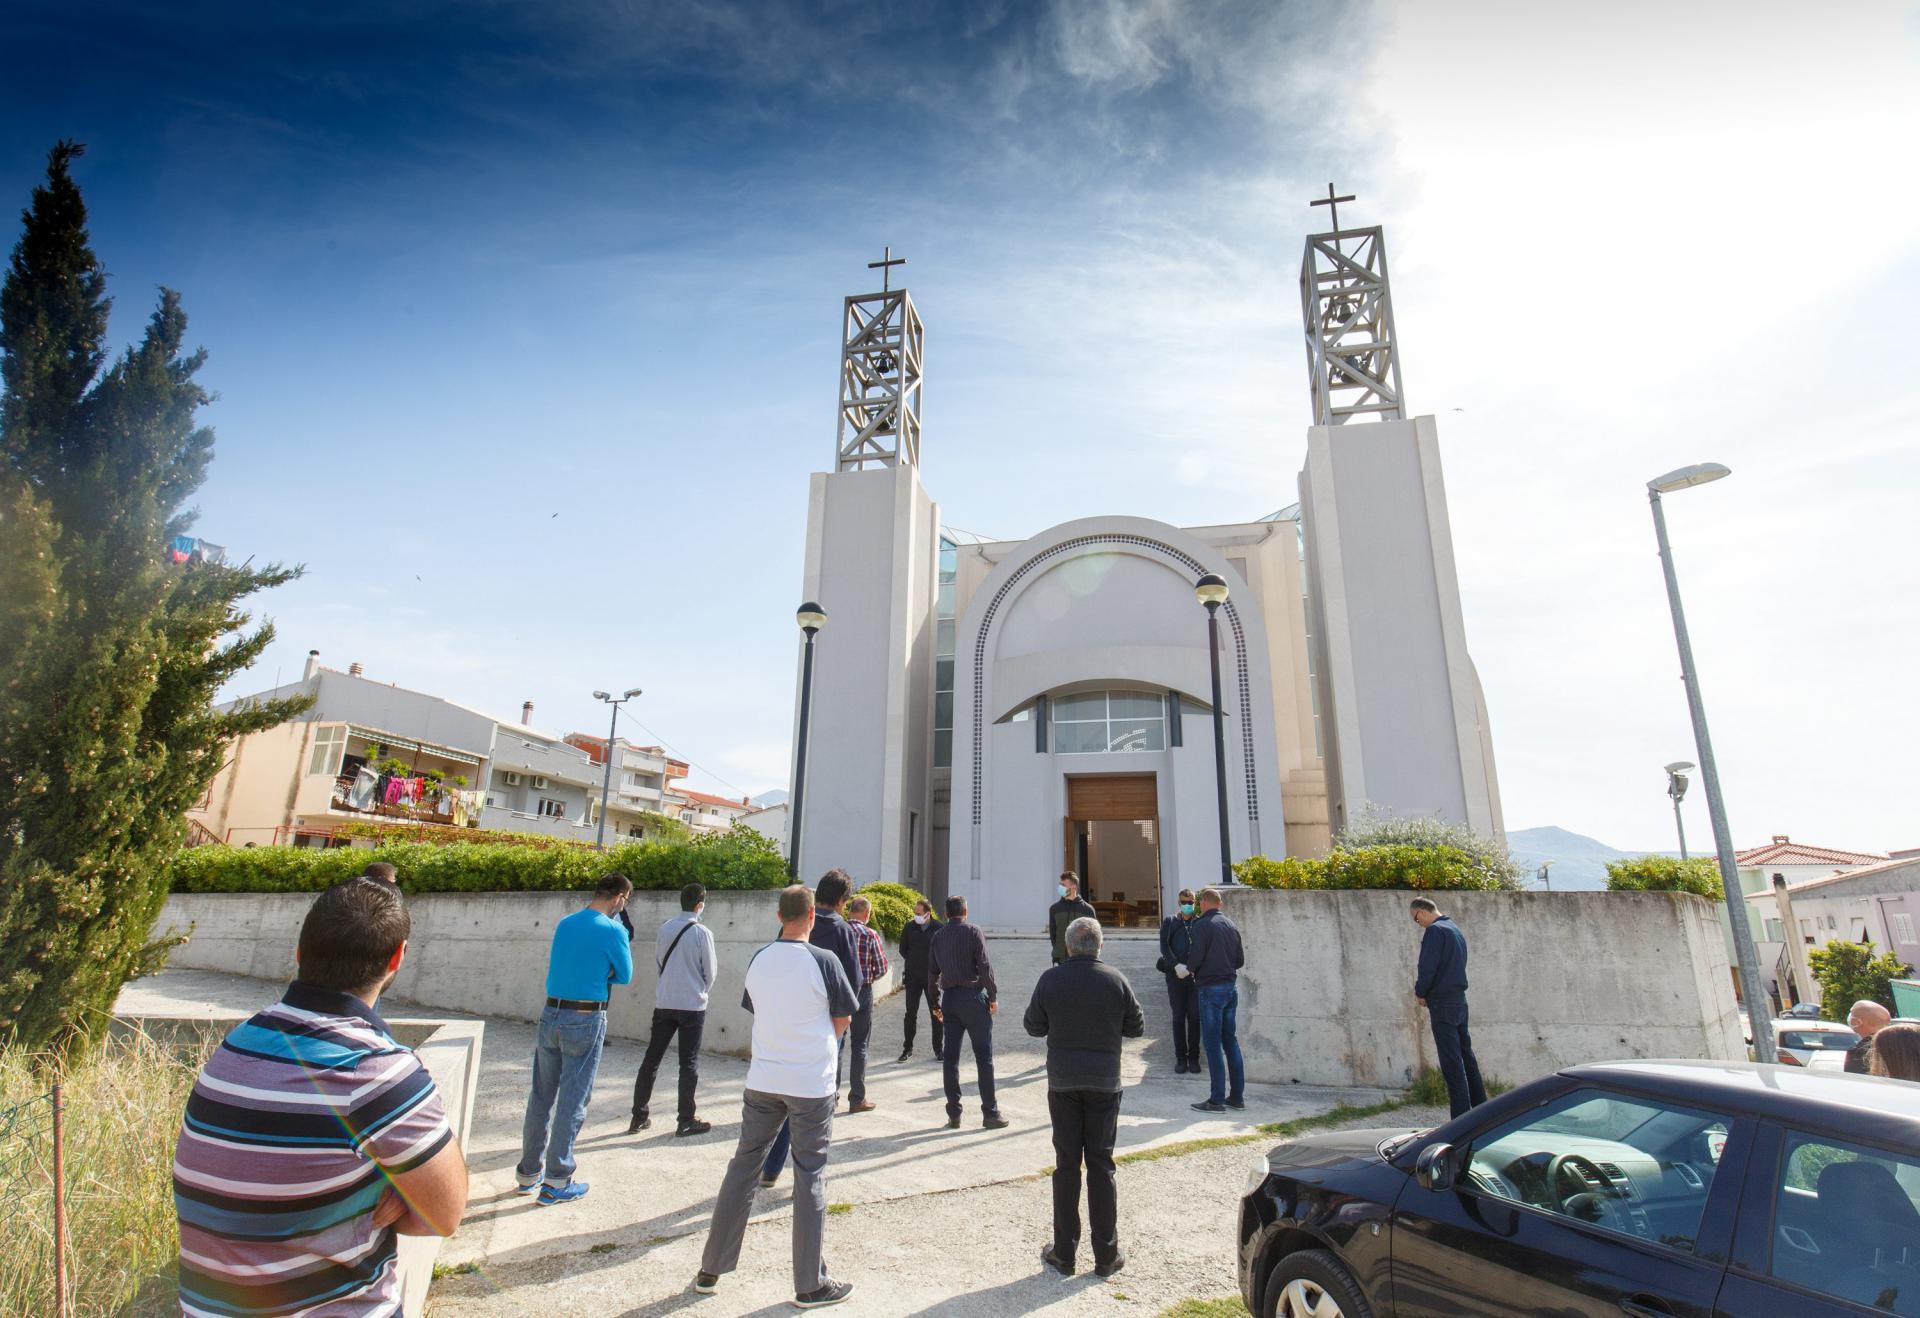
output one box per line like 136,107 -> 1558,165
1846,1000 -> 1892,1075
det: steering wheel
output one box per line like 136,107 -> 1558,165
1546,1153 -> 1621,1221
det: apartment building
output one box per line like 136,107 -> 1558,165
566,735 -> 690,841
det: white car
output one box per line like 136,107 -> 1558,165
1771,1019 -> 1861,1071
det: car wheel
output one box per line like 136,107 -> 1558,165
1263,1248 -> 1373,1318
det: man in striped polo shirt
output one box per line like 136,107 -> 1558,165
174,877 -> 469,1316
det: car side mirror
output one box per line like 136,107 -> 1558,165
1415,1142 -> 1457,1192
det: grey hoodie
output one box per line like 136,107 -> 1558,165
652,911 -> 716,1012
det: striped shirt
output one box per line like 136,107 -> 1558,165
173,982 -> 453,1316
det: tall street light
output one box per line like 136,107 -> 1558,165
1195,573 -> 1235,888
1647,462 -> 1774,1063
592,688 -> 643,851
788,602 -> 827,880
1665,761 -> 1694,859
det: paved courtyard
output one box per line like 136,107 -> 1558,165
124,934 -> 1441,1316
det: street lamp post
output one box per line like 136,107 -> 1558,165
1665,761 -> 1694,859
592,688 -> 643,851
1195,573 -> 1235,888
1647,463 -> 1774,1063
788,602 -> 827,880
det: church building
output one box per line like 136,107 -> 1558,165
788,210 -> 1504,931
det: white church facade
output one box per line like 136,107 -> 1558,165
788,214 -> 1503,932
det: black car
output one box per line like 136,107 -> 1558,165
1238,1060 -> 1920,1317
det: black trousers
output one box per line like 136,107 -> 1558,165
1428,997 -> 1487,1119
1164,973 -> 1200,1067
902,976 -> 944,1055
632,1007 -> 704,1124
1048,1089 -> 1121,1266
940,988 -> 998,1118
848,982 -> 874,1103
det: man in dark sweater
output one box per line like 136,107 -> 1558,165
1025,916 -> 1143,1279
897,899 -> 944,1062
1412,896 -> 1486,1118
930,895 -> 1007,1130
1157,887 -> 1201,1074
1188,888 -> 1246,1113
1045,873 -> 1098,965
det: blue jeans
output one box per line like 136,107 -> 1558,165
1198,981 -> 1244,1105
517,1006 -> 607,1188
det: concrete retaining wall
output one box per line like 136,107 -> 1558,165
1221,888 -> 1744,1088
152,891 -> 895,1056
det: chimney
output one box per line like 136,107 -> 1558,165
303,649 -> 321,681
521,701 -> 534,726
1772,834 -> 1790,845
348,662 -> 365,678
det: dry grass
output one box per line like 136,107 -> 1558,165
0,1029 -> 208,1316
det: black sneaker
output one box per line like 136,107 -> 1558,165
1191,1100 -> 1227,1113
1041,1244 -> 1075,1277
945,1114 -> 961,1129
983,1114 -> 1010,1130
693,1272 -> 719,1294
628,1115 -> 651,1134
1095,1248 -> 1127,1279
1225,1098 -> 1246,1111
676,1119 -> 712,1137
1173,1061 -> 1188,1074
758,1173 -> 779,1188
793,1279 -> 854,1309
897,1046 -> 912,1063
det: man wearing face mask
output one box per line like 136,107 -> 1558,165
1157,888 -> 1202,1074
1046,873 -> 1098,965
630,883 -> 717,1137
897,899 -> 944,1062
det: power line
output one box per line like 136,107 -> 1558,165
614,704 -> 754,800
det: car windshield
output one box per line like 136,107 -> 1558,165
1780,1030 -> 1860,1051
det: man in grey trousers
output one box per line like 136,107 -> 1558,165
695,884 -> 857,1309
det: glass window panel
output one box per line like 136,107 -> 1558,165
938,540 -> 958,574
934,692 -> 954,727
1771,1133 -> 1920,1311
936,620 -> 955,657
1107,719 -> 1164,752
935,658 -> 954,693
1054,721 -> 1109,754
933,730 -> 952,767
1010,706 -> 1032,723
937,579 -> 956,616
307,725 -> 345,776
1052,692 -> 1107,722
1109,691 -> 1164,720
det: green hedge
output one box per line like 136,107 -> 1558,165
1604,854 -> 1722,899
855,882 -> 925,941
1234,844 -> 1510,892
168,826 -> 788,895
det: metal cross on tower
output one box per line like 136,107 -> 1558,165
868,246 -> 906,293
1299,187 -> 1406,425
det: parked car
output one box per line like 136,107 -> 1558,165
1781,1001 -> 1825,1020
1774,1020 -> 1862,1070
1238,1060 -> 1920,1317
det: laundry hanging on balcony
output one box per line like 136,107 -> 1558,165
381,776 -> 424,806
347,767 -> 379,811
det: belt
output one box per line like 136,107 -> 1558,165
546,997 -> 608,1012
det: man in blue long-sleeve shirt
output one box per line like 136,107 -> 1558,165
517,873 -> 634,1205
1187,888 -> 1246,1113
1411,896 -> 1486,1118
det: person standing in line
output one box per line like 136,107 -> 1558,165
629,883 -> 716,1137
761,869 -> 867,1185
1158,887 -> 1202,1075
931,895 -> 1009,1130
843,895 -> 889,1113
694,885 -> 857,1309
515,873 -> 634,1205
1845,999 -> 1892,1075
1871,1022 -> 1920,1081
897,898 -> 944,1062
1412,895 -> 1488,1118
1046,872 -> 1098,965
173,878 -> 469,1316
1025,916 -> 1143,1280
1187,887 -> 1246,1114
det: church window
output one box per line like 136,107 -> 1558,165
1051,690 -> 1166,754
933,535 -> 958,767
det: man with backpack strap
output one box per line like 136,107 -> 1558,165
630,883 -> 716,1137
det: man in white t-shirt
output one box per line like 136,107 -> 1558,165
695,884 -> 858,1309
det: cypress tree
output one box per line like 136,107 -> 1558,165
0,142 -> 310,1052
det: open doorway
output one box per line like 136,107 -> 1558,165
1064,775 -> 1162,928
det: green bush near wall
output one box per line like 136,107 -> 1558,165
1234,844 -> 1511,892
168,826 -> 789,895
1604,854 -> 1722,899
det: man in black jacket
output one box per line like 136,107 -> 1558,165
1024,916 -> 1143,1280
1157,888 -> 1201,1074
1045,873 -> 1097,965
1412,896 -> 1486,1118
1188,888 -> 1246,1113
930,896 -> 1007,1130
897,899 -> 943,1062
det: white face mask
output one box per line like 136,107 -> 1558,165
913,913 -> 929,925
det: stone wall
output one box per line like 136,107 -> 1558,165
1221,888 -> 1744,1088
152,890 -> 895,1055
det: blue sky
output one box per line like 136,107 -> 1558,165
6,0 -> 1917,850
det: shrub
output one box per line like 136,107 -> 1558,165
1235,844 -> 1510,892
167,824 -> 788,896
1605,855 -> 1722,899
1337,806 -> 1525,890
1808,939 -> 1913,1023
855,882 -> 925,941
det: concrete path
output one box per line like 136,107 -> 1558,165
122,936 -> 1436,1316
